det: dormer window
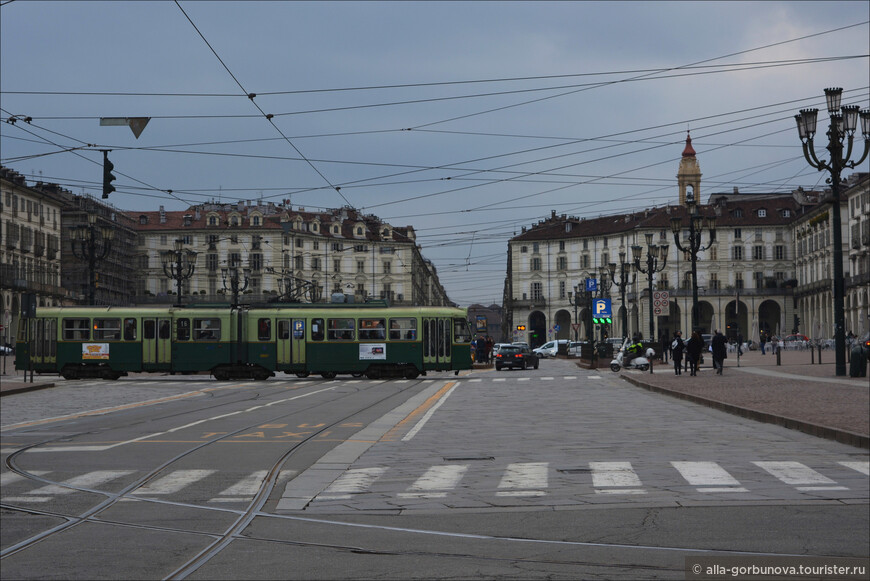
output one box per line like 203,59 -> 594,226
208,215 -> 218,226
252,216 -> 261,226
781,209 -> 791,218
230,215 -> 239,227
139,215 -> 149,225
357,227 -> 363,235
757,209 -> 767,218
312,223 -> 318,232
333,225 -> 340,234
732,209 -> 743,218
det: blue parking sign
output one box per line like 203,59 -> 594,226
585,278 -> 597,292
593,299 -> 612,317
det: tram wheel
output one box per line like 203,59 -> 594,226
320,371 -> 337,379
295,372 -> 310,378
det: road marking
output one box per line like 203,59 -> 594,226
132,469 -> 216,495
753,461 -> 848,491
590,461 -> 645,494
208,470 -> 296,503
398,465 -> 467,499
319,467 -> 387,500
496,462 -> 547,497
516,377 -> 530,381
588,375 -> 602,379
840,461 -> 869,476
27,470 -> 134,495
493,378 -> 506,382
671,461 -> 747,492
1,471 -> 50,487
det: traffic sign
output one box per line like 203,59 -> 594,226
593,298 -> 612,317
585,278 -> 598,292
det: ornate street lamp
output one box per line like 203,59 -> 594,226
70,213 -> 114,305
221,259 -> 251,308
669,191 -> 716,333
608,251 -> 636,342
632,233 -> 669,341
795,88 -> 870,376
161,239 -> 198,306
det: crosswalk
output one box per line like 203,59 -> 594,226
2,461 -> 866,507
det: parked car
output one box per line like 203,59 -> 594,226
782,334 -> 810,349
495,344 -> 539,371
511,341 -> 530,348
533,339 -> 569,358
0,345 -> 13,355
567,341 -> 585,357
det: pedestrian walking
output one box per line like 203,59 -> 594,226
686,331 -> 704,376
737,333 -> 744,356
671,331 -> 684,375
760,333 -> 767,355
660,333 -> 670,363
485,336 -> 494,363
711,329 -> 728,375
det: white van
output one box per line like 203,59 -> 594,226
533,339 -> 569,358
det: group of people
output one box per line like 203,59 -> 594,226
472,335 -> 495,363
666,329 -> 728,376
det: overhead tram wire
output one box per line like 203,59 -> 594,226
173,0 -> 352,209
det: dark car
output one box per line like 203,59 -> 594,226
494,344 -> 539,371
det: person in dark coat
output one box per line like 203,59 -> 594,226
711,329 -> 728,375
686,331 -> 704,376
660,333 -> 670,363
670,331 -> 685,375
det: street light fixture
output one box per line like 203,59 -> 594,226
632,233 -> 669,341
794,88 -> 870,376
669,191 -> 716,333
221,259 -> 251,308
70,212 -> 114,305
161,239 -> 198,307
608,251 -> 636,342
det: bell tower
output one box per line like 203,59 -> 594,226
677,132 -> 701,206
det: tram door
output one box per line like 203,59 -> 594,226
422,317 -> 452,369
143,318 -> 172,368
28,318 -> 56,368
276,319 -> 306,367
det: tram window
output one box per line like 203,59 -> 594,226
389,318 -> 416,341
278,320 -> 290,340
327,318 -> 355,341
311,318 -> 325,341
144,320 -> 156,340
438,319 -> 446,357
159,320 -> 171,340
257,318 -> 271,341
193,318 -> 220,341
453,318 -> 471,343
177,318 -> 191,341
63,318 -> 90,341
124,318 -> 137,341
359,318 -> 386,340
49,319 -> 57,357
94,318 -> 121,341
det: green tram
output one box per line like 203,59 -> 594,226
15,303 -> 473,380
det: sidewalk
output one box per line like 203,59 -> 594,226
0,356 -> 56,396
614,347 -> 869,449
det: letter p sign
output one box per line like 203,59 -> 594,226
593,299 -> 612,317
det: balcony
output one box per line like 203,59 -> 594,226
508,297 -> 547,309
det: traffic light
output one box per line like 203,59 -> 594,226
592,317 -> 612,324
516,325 -> 526,331
102,150 -> 116,198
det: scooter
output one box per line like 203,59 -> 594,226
610,340 -> 655,372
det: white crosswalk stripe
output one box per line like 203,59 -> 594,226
840,461 -> 870,476
25,470 -> 134,497
753,461 -> 848,491
1,471 -> 50,487
590,461 -> 646,494
209,470 -> 297,503
671,461 -> 747,492
497,462 -> 547,497
398,465 -> 467,499
132,470 -> 217,495
319,467 -> 387,500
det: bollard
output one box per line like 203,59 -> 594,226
811,347 -> 815,364
776,346 -> 781,366
649,358 -> 653,374
817,344 -> 822,364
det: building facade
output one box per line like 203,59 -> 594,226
503,135 -> 844,348
133,201 -> 452,307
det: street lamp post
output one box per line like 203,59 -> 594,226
669,192 -> 716,333
221,261 -> 251,308
70,213 -> 114,305
161,239 -> 198,307
569,286 -> 581,341
632,233 -> 669,341
608,251 -> 636,342
795,88 -> 870,376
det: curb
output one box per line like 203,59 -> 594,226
0,382 -> 56,397
619,374 -> 869,450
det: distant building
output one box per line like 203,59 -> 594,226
503,135 -> 847,348
466,303 -> 504,341
133,201 -> 452,306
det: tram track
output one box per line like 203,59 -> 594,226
0,376 -> 428,572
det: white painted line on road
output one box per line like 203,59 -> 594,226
588,375 -> 602,379
398,465 -> 467,498
401,382 -> 460,442
496,462 -> 547,497
840,461 -> 870,476
132,469 -> 216,495
1,470 -> 49,487
493,378 -> 506,382
540,377 -> 554,381
671,461 -> 741,486
516,377 -> 530,381
468,379 -> 481,383
795,486 -> 849,491
590,461 -> 644,494
27,470 -> 134,495
318,467 -> 387,500
4,497 -> 51,503
753,461 -> 844,488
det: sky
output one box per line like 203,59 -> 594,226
2,1 -> 868,306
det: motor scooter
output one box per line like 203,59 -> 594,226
610,340 -> 655,372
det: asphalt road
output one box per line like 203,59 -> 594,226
1,361 -> 868,580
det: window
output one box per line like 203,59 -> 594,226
63,318 -> 90,341
557,256 -> 567,270
195,318 -> 222,341
709,273 -> 720,290
581,255 -> 590,268
251,253 -> 263,270
311,318 -> 325,341
91,318 -> 121,341
389,318 -> 417,340
559,280 -> 566,299
159,320 -> 171,340
278,320 -> 291,340
559,241 -> 565,251
177,318 -> 191,341
735,273 -> 744,289
531,282 -> 543,300
207,254 -> 218,271
357,260 -> 365,273
144,320 -> 156,340
294,255 -> 303,270
733,209 -> 743,218
312,257 -> 321,271
758,209 -> 766,217
123,318 -> 137,341
732,246 -> 744,261
383,261 -> 391,274
256,318 -> 271,341
520,246 -> 527,253
774,245 -> 785,260
253,216 -> 261,226
753,246 -> 764,260
531,258 -> 542,271
327,318 -> 355,341
359,318 -> 386,340
734,228 -> 742,239
782,209 -> 791,217
334,259 -> 341,273
295,238 -> 304,248
533,242 -> 540,253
